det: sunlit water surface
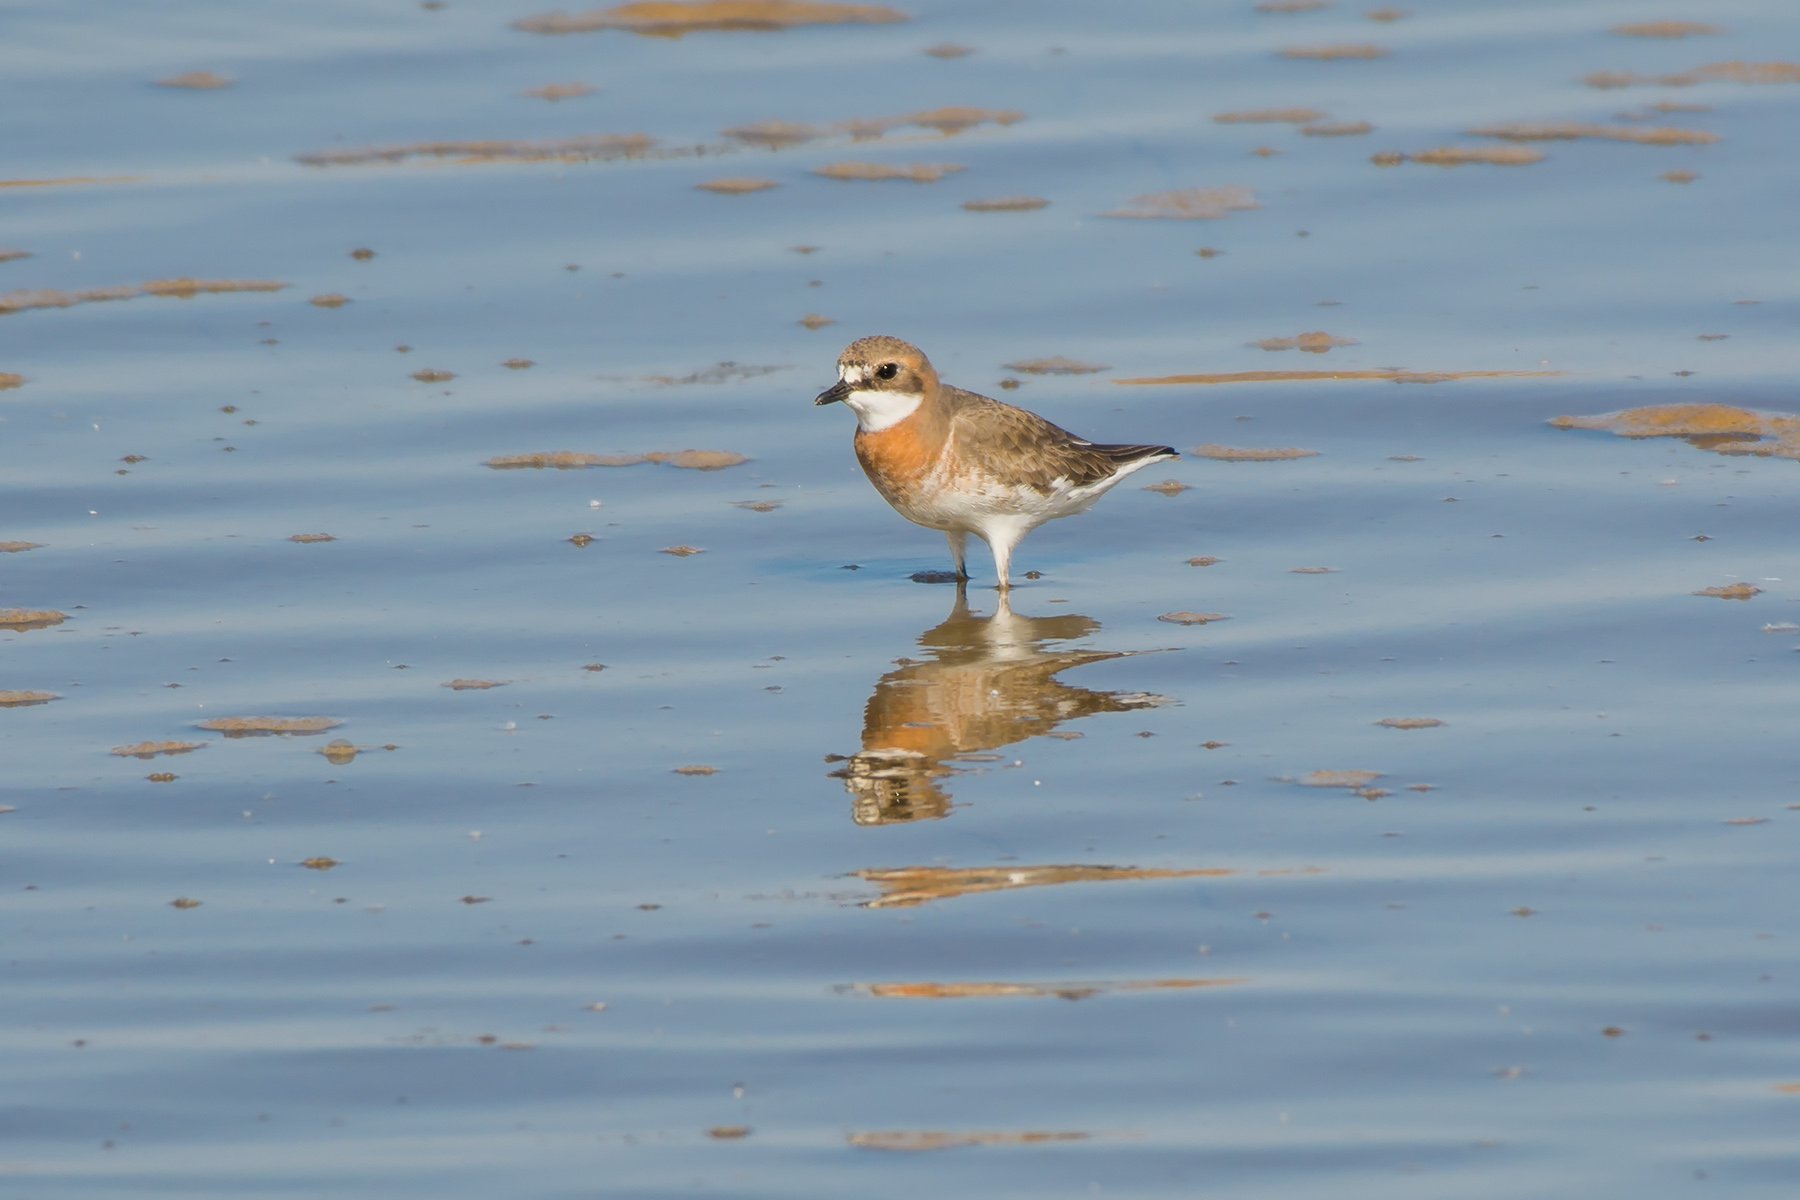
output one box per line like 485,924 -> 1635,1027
4,1 -> 1799,1195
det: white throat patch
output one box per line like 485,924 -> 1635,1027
841,385 -> 922,433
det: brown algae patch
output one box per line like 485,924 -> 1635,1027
1548,403 -> 1800,461
503,358 -> 535,369
143,278 -> 289,297
1469,121 -> 1717,145
1193,444 -> 1319,460
111,741 -> 206,759
707,1126 -> 752,1139
443,679 -> 509,690
923,41 -> 973,57
289,533 -> 335,543
0,539 -> 46,551
0,285 -> 153,315
1102,186 -> 1258,219
1663,169 -> 1700,182
0,608 -> 67,629
673,764 -> 719,775
1119,368 -> 1560,385
850,1131 -> 1092,1152
295,134 -> 656,167
1300,769 -> 1382,787
1214,108 -> 1328,124
0,373 -> 22,389
0,690 -> 59,707
1584,61 -> 1800,88
1282,43 -> 1388,59
814,162 -> 962,182
1158,612 -> 1230,625
309,293 -> 350,307
196,716 -> 343,737
300,856 -> 340,870
863,978 -> 1246,1000
171,897 -> 203,909
522,82 -> 597,100
1003,356 -> 1108,375
1301,120 -> 1375,136
1612,21 -> 1723,37
854,863 -> 1237,908
156,70 -> 233,88
484,449 -> 749,470
963,196 -> 1048,211
1142,480 -> 1189,496
695,177 -> 780,193
1250,332 -> 1356,353
512,2 -> 911,36
411,369 -> 455,383
733,500 -> 783,512
799,313 -> 836,329
1394,146 -> 1546,166
1365,6 -> 1409,19
1378,717 -> 1445,728
1694,584 -> 1761,599
661,545 -> 705,556
1188,556 -> 1222,566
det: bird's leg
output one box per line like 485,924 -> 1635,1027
989,530 -> 1017,592
944,530 -> 969,580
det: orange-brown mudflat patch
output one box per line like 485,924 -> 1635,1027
855,863 -> 1237,908
0,690 -> 59,707
170,897 -> 203,909
300,856 -> 340,869
1773,1082 -> 1800,1093
111,740 -> 206,759
442,679 -> 509,690
502,358 -> 535,369
1401,145 -> 1546,165
1282,42 -> 1388,58
1365,6 -> 1409,19
143,278 -> 289,297
1662,169 -> 1700,182
1142,480 -> 1189,495
0,285 -> 139,315
1103,185 -> 1258,219
813,161 -> 962,182
1585,60 -> 1800,88
1378,717 -> 1444,728
1469,120 -> 1717,145
0,176 -> 141,190
1188,556 -> 1222,566
1250,331 -> 1356,353
661,545 -> 705,556
196,716 -> 343,736
1548,403 -> 1800,461
0,373 -> 22,389
1694,583 -> 1761,599
1120,368 -> 1560,385
733,499 -> 782,511
411,369 -> 455,382
849,1131 -> 1092,1152
1193,444 -> 1319,460
1214,107 -> 1328,123
723,106 -> 1022,146
522,82 -> 597,100
146,772 -> 177,782
864,977 -> 1247,1000
310,293 -> 351,307
1301,120 -> 1375,135
719,119 -> 824,147
707,1125 -> 751,1139
0,608 -> 67,629
295,134 -> 656,167
673,764 -> 719,775
1612,21 -> 1723,37
156,70 -> 233,88
963,195 -> 1048,211
1003,356 -> 1109,374
799,313 -> 836,329
1300,768 -> 1381,787
485,449 -> 749,469
924,41 -> 974,56
513,2 -> 911,36
289,533 -> 335,543
1158,611 -> 1230,625
695,176 -> 780,193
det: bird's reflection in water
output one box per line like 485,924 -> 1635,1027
831,584 -> 1172,825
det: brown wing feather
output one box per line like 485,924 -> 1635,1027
941,387 -> 1174,491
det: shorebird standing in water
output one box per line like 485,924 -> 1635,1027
815,336 -> 1177,588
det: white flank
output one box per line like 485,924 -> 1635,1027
842,388 -> 923,433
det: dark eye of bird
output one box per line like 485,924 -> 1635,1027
876,362 -> 899,381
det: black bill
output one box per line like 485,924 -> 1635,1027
814,378 -> 852,406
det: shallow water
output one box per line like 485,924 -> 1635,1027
4,0 -> 1800,1195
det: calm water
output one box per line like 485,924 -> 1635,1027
5,0 -> 1800,1195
